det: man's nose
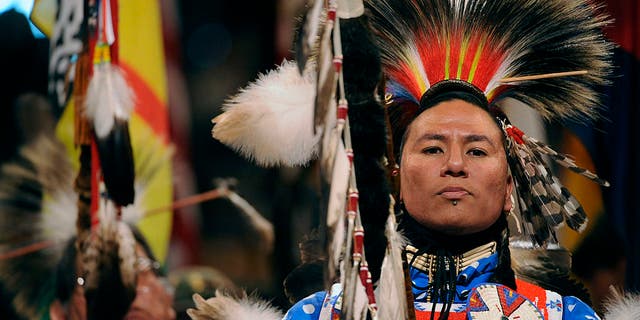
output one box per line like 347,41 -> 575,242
440,149 -> 467,177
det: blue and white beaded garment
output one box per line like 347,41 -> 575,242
282,291 -> 325,320
411,252 -> 499,305
282,253 -> 601,320
283,283 -> 342,320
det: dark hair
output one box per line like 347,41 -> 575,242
283,262 -> 324,305
419,80 -> 488,111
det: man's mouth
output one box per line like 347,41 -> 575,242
438,187 -> 469,199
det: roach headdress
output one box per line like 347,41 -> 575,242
0,135 -> 172,320
367,0 -> 613,246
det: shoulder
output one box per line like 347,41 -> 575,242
283,291 -> 326,320
283,283 -> 343,320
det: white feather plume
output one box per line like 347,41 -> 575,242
187,291 -> 283,320
602,290 -> 640,320
376,207 -> 409,320
85,63 -> 136,138
40,177 -> 77,245
212,60 -> 321,167
30,135 -> 77,245
0,134 -> 76,319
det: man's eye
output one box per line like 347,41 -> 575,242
468,149 -> 487,156
422,147 -> 443,154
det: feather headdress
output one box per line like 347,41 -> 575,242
0,133 -> 75,319
369,0 -> 611,120
367,0 -> 613,245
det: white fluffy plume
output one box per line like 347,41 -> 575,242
187,291 -> 283,320
0,134 -> 76,319
602,289 -> 640,320
212,60 -> 321,167
85,63 -> 135,138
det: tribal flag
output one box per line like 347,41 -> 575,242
32,0 -> 174,263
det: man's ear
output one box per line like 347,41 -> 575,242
503,175 -> 514,212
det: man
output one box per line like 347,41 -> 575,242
283,96 -> 599,320
194,0 -> 613,318
286,0 -> 612,316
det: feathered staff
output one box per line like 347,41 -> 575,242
84,128 -> 175,318
292,1 -> 383,318
366,0 -> 612,246
80,0 -> 138,317
84,0 -> 136,208
317,1 -> 412,318
212,0 -> 403,318
337,4 -> 401,318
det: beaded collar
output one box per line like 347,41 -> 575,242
405,241 -> 496,280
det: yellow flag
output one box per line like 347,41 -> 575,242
40,0 -> 173,263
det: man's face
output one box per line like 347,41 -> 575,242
399,99 -> 513,235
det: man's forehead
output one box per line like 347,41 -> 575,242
417,100 -> 495,122
413,131 -> 499,146
409,111 -> 503,141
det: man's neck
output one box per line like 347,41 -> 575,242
398,210 -> 507,255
